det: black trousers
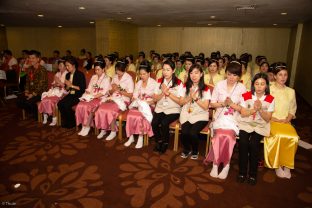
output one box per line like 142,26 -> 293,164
19,75 -> 27,92
16,94 -> 41,119
57,94 -> 80,128
181,121 -> 208,154
238,130 -> 263,178
6,70 -> 17,83
151,112 -> 179,144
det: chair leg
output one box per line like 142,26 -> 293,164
118,116 -> 123,142
144,134 -> 148,146
173,123 -> 180,152
94,127 -> 98,135
205,133 -> 211,156
57,110 -> 61,126
38,112 -> 42,123
4,86 -> 7,98
22,109 -> 26,120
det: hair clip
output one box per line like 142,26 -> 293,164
230,60 -> 241,65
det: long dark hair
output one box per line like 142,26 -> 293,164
251,72 -> 270,95
160,59 -> 179,88
185,64 -> 205,98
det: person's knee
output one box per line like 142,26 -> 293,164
189,131 -> 198,138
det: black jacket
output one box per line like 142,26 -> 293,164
65,70 -> 86,98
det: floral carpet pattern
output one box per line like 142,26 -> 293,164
0,95 -> 312,208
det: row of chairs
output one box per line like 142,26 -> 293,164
24,69 -> 213,155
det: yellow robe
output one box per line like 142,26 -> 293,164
204,73 -> 224,87
264,84 -> 299,169
106,65 -> 115,79
240,73 -> 251,90
178,70 -> 188,83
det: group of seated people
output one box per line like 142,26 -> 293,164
12,48 -> 299,186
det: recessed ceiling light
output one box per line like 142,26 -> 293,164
78,6 -> 86,10
208,23 -> 213,26
0,24 -> 5,27
273,23 -> 277,26
57,25 -> 63,28
210,16 -> 216,19
281,12 -> 287,15
37,14 -> 44,17
89,21 -> 95,24
126,17 -> 132,20
157,24 -> 161,27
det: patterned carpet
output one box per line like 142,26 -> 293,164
0,95 -> 311,208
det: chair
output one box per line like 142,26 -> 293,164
127,71 -> 137,83
0,78 -> 6,106
4,66 -> 20,98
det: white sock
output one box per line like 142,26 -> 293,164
42,114 -> 48,124
283,167 -> 291,179
218,164 -> 230,179
275,167 -> 285,178
135,135 -> 144,149
210,164 -> 219,178
106,131 -> 117,141
97,130 -> 107,139
124,135 -> 135,147
49,117 -> 57,126
78,126 -> 85,135
80,126 -> 90,137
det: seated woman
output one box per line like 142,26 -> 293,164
57,57 -> 86,128
124,60 -> 158,148
264,62 -> 299,179
38,60 -> 68,126
95,60 -> 134,140
204,61 -> 246,179
179,64 -> 211,159
152,59 -> 184,154
178,55 -> 194,83
204,59 -> 224,88
125,55 -> 136,73
237,73 -> 274,185
75,59 -> 111,136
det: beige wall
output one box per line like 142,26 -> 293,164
139,27 -> 291,63
6,27 -> 96,58
287,26 -> 298,80
0,27 -> 8,51
96,20 -> 138,57
295,21 -> 312,105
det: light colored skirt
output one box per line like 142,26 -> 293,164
38,96 -> 60,115
94,102 -> 120,131
204,129 -> 236,166
264,121 -> 299,169
75,99 -> 100,126
125,109 -> 153,138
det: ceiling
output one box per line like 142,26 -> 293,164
0,0 -> 312,28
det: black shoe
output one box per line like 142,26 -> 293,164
247,176 -> 257,185
236,175 -> 246,183
159,143 -> 168,154
180,151 -> 192,158
153,142 -> 162,152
